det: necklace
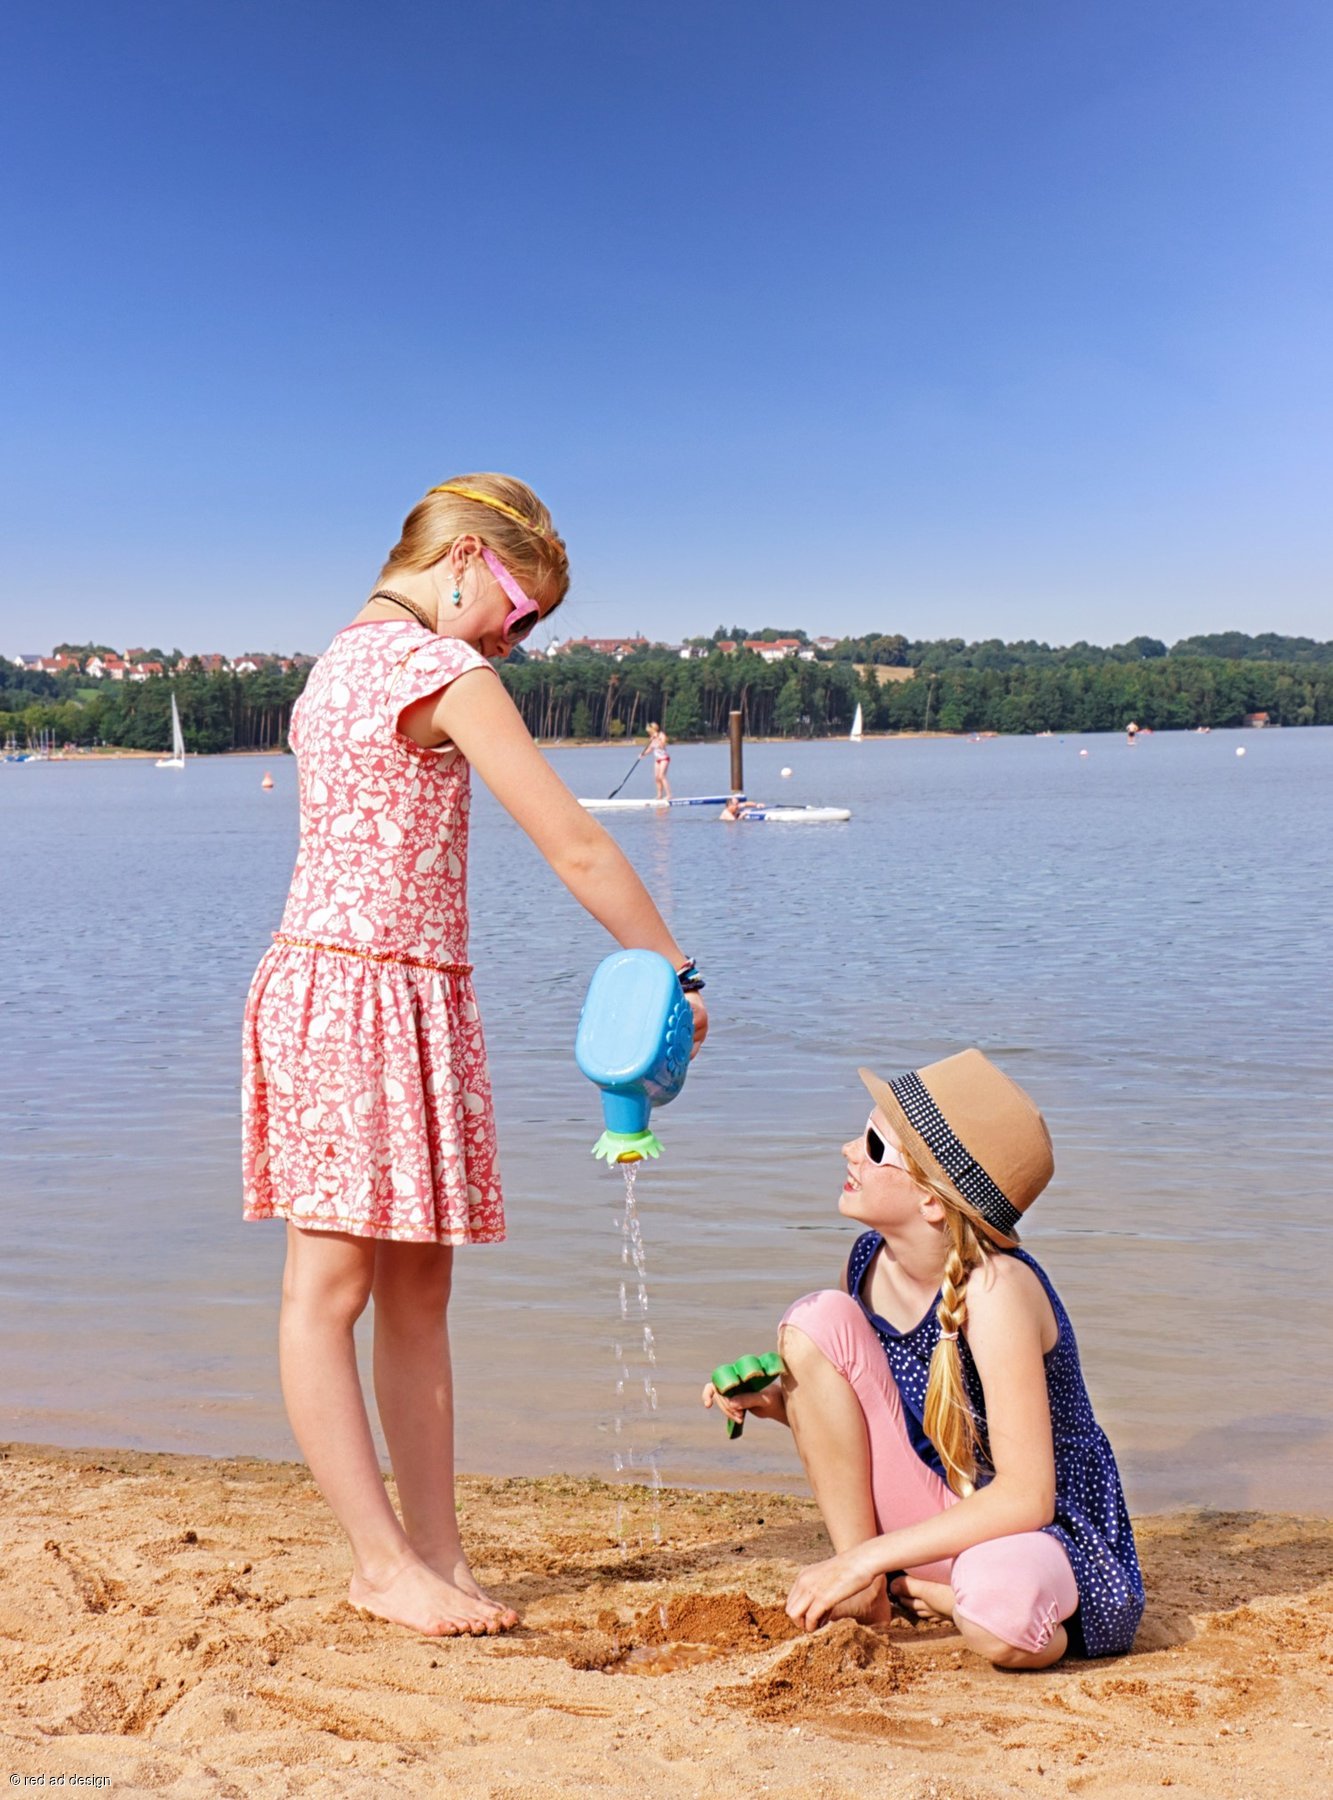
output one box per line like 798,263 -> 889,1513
369,588 -> 436,632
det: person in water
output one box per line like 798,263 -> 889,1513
719,794 -> 761,820
703,1050 -> 1143,1667
243,473 -> 708,1640
641,721 -> 671,801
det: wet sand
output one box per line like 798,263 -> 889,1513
2,1443 -> 1328,1797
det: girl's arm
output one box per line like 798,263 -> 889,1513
702,1258 -> 851,1433
786,1256 -> 1056,1629
701,1379 -> 788,1430
409,672 -> 707,1037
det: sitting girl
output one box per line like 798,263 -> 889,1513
703,1050 -> 1143,1667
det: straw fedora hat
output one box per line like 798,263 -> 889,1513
858,1049 -> 1054,1248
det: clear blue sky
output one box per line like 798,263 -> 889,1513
1,0 -> 1329,656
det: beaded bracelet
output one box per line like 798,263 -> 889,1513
676,957 -> 706,994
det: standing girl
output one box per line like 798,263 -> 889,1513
703,1050 -> 1143,1667
641,721 -> 671,802
243,474 -> 708,1639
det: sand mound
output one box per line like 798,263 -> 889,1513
722,1618 -> 920,1725
519,1590 -> 801,1670
636,1589 -> 801,1648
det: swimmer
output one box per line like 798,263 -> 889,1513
719,795 -> 761,821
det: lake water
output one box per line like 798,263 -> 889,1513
2,727 -> 1330,1515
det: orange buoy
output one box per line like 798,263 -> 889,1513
261,772 -> 274,789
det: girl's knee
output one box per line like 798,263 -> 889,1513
373,1241 -> 454,1312
951,1536 -> 1078,1661
281,1232 -> 376,1323
779,1290 -> 869,1374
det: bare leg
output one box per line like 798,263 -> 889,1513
891,1569 -> 1070,1668
891,1575 -> 956,1623
278,1224 -> 503,1636
370,1241 -> 518,1627
779,1322 -> 892,1626
957,1614 -> 1068,1670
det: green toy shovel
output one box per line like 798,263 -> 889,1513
709,1352 -> 786,1439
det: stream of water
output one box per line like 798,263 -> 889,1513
611,1163 -> 664,1550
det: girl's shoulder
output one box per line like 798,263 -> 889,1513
385,632 -> 491,700
966,1249 -> 1062,1354
965,1250 -> 1056,1323
308,625 -> 493,712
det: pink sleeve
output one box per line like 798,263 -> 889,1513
385,637 -> 497,751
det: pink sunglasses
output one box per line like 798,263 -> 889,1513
479,546 -> 541,642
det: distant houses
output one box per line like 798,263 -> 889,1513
549,636 -> 651,661
18,653 -> 82,674
743,637 -> 813,662
10,649 -> 315,678
14,634 -> 863,676
547,635 -> 829,664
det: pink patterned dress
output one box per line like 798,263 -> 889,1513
242,620 -> 505,1244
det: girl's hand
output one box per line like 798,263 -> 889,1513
785,1544 -> 883,1632
685,991 -> 709,1056
701,1377 -> 787,1430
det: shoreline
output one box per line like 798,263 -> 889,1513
7,734 -> 959,762
9,726 -> 1283,763
5,747 -> 290,761
3,1440 -> 1328,1798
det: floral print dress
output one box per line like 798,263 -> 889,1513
242,621 -> 504,1244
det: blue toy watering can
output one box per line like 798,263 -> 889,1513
575,949 -> 695,1163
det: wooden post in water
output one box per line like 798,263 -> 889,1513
729,709 -> 744,796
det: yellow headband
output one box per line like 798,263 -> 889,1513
428,481 -> 544,533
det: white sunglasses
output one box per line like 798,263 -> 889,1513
864,1119 -> 907,1169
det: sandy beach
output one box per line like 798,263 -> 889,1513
1,1443 -> 1328,1798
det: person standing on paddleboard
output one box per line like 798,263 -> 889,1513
640,721 -> 671,802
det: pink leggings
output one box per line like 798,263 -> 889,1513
780,1290 -> 1079,1655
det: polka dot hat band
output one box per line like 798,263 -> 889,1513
858,1048 -> 1055,1247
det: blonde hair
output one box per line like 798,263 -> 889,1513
902,1144 -> 994,1497
380,472 -> 570,611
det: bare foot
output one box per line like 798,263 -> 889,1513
348,1555 -> 514,1637
419,1547 -> 520,1631
890,1574 -> 955,1624
828,1574 -> 895,1628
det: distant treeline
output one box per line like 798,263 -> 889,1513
3,633 -> 1331,750
1,660 -> 302,753
497,647 -> 1333,739
821,629 -> 1333,669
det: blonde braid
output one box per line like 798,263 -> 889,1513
909,1154 -> 991,1497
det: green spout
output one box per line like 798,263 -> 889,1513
591,1128 -> 665,1165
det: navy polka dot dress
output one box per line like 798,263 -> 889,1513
848,1230 -> 1144,1659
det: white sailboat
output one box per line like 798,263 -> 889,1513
156,693 -> 186,769
849,703 -> 864,742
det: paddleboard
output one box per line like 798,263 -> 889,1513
579,794 -> 740,812
737,805 -> 851,824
